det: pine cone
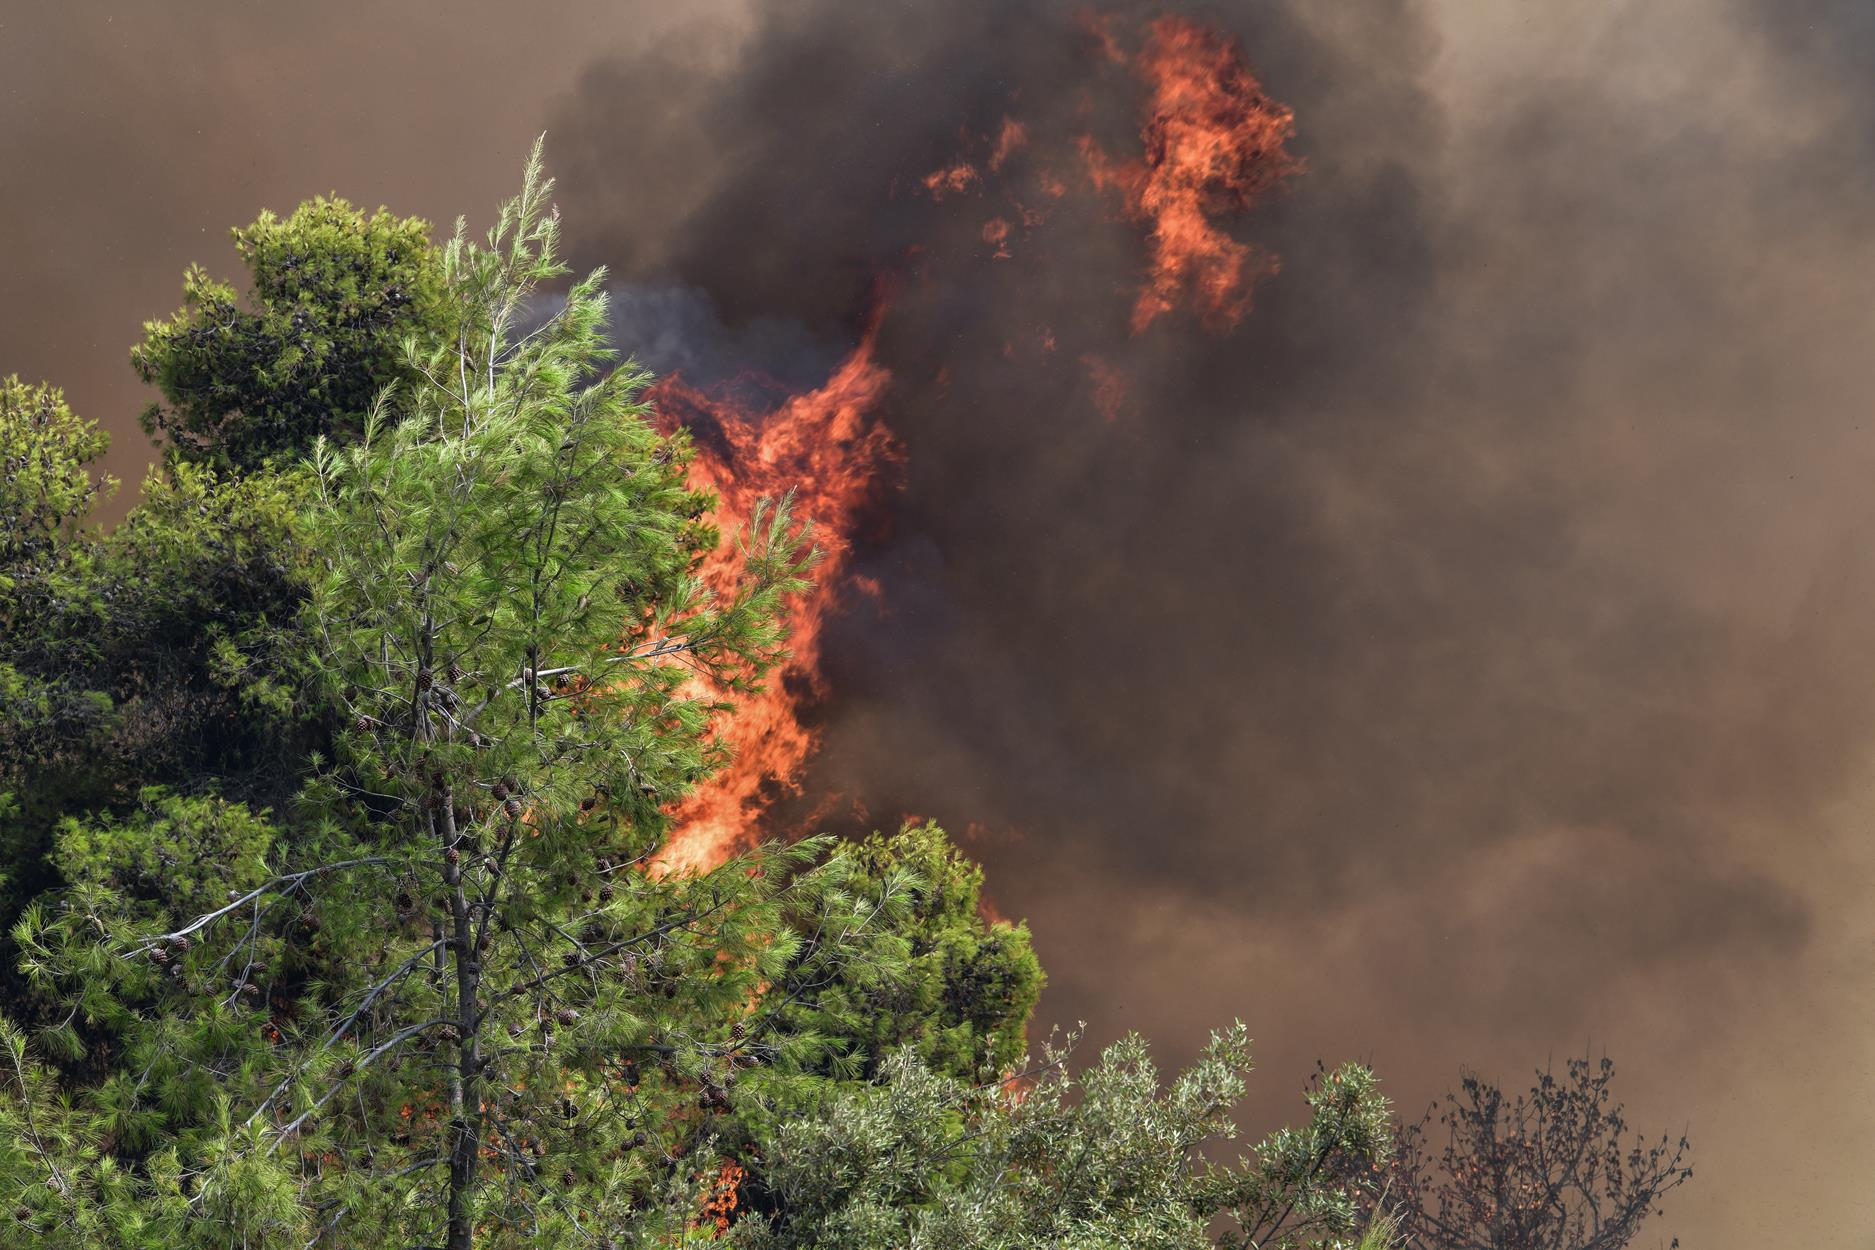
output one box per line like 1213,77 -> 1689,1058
556,1007 -> 579,1026
504,798 -> 523,819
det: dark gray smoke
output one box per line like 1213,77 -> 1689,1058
550,3 -> 1875,1246
6,3 -> 1873,1244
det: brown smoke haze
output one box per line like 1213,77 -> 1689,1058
5,2 -> 1874,1245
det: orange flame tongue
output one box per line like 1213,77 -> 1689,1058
650,320 -> 898,874
645,13 -> 1296,875
1082,15 -> 1299,332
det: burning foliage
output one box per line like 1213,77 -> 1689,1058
647,11 -> 1298,869
649,318 -> 899,872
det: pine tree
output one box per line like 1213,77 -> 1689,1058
3,143 -> 860,1250
757,821 -> 1044,1085
133,196 -> 447,470
289,138 -> 820,1250
0,377 -> 113,585
1,146 -> 1399,1250
0,433 -> 321,953
1,192 -> 451,952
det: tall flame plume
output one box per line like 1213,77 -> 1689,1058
648,318 -> 898,873
648,13 -> 1296,874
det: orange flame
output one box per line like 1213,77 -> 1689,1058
695,1159 -> 746,1236
922,115 -> 1026,202
650,319 -> 898,874
645,13 -> 1295,875
1080,16 -> 1299,332
989,116 -> 1029,170
922,160 -> 980,201
982,216 -> 1015,259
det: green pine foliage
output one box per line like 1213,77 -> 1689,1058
0,145 -> 1398,1250
133,196 -> 447,470
717,820 -> 1044,1222
53,790 -> 279,925
0,456 -> 324,944
0,377 -> 113,586
286,138 -> 822,1247
4,189 -> 448,998
761,820 -> 1043,1084
2,144 -> 882,1250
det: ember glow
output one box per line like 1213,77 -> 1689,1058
651,12 -> 1295,872
1081,352 -> 1128,422
648,319 -> 898,873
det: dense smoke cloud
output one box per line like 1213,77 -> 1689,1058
6,2 -> 1874,1245
551,2 -> 1875,1245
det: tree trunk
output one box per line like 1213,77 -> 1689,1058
441,790 -> 483,1250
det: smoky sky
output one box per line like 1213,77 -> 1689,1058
8,2 -> 1875,1246
554,2 -> 1875,1245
